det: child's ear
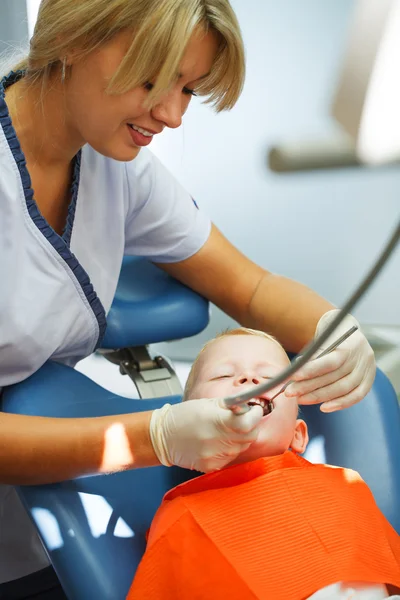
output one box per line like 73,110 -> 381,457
290,419 -> 309,454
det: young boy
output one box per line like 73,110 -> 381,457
128,329 -> 400,600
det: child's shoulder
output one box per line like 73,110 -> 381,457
299,455 -> 364,484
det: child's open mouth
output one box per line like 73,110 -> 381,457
247,398 -> 274,416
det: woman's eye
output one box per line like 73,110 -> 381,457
144,82 -> 197,96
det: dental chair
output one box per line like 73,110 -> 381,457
2,256 -> 400,600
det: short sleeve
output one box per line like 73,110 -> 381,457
123,149 -> 211,263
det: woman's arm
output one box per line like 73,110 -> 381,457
0,393 -> 264,484
0,410 -> 157,485
157,224 -> 334,353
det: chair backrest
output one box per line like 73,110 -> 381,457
101,256 -> 210,349
2,362 -> 400,599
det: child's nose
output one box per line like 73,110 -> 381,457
237,375 -> 261,386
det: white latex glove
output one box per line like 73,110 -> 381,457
285,309 -> 376,412
149,398 -> 263,473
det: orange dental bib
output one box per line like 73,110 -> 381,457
128,452 -> 400,600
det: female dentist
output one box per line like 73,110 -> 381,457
0,0 -> 375,597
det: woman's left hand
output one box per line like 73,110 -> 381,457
284,309 -> 376,412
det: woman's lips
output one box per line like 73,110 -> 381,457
127,124 -> 154,147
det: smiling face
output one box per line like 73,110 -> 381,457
188,333 -> 308,465
63,27 -> 219,161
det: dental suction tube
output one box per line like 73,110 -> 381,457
223,218 -> 400,408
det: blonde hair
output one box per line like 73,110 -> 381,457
183,328 -> 286,400
12,0 -> 245,111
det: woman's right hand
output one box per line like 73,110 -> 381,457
149,398 -> 263,473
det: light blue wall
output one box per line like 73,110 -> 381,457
151,0 -> 400,360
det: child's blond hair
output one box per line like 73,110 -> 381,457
183,327 -> 285,400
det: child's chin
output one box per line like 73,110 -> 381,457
230,446 -> 271,466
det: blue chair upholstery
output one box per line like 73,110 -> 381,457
101,256 -> 210,348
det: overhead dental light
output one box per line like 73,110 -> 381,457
268,0 -> 400,172
332,0 -> 400,165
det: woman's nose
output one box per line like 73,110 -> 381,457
151,92 -> 184,129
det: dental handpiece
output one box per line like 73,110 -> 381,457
224,325 -> 358,415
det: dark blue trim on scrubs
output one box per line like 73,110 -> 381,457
0,71 -> 107,349
62,148 -> 81,247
